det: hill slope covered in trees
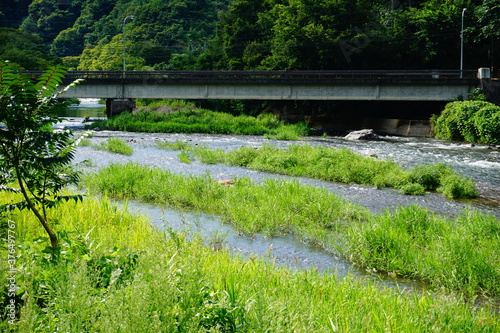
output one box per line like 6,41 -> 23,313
0,0 -> 498,72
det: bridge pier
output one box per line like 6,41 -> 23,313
105,99 -> 136,117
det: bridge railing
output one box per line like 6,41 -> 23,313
19,69 -> 478,82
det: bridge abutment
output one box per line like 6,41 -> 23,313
106,99 -> 136,117
479,68 -> 500,106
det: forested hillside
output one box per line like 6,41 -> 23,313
0,0 -> 498,72
0,0 -> 230,70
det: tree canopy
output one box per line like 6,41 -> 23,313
0,0 -> 497,72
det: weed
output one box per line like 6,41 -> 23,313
95,138 -> 133,155
438,174 -> 478,199
178,151 -> 192,164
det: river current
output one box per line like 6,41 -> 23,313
65,100 -> 500,292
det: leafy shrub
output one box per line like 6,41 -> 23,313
473,106 -> 500,144
405,163 -> 452,190
438,174 -> 478,199
431,101 -> 500,144
399,183 -> 425,196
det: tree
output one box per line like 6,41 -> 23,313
0,28 -> 53,70
78,34 -> 145,70
0,62 -> 83,251
476,0 -> 500,39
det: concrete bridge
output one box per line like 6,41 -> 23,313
22,69 -> 496,116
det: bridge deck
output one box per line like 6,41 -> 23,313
21,69 -> 478,83
18,70 -> 480,101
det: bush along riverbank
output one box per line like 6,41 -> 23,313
157,141 -> 479,199
2,191 -> 499,332
86,108 -> 311,140
84,163 -> 500,297
431,101 -> 500,145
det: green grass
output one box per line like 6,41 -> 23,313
343,205 -> 500,296
159,142 -> 479,199
94,138 -> 133,155
1,190 -> 499,332
87,109 -> 310,139
83,162 -> 369,238
83,163 -> 500,296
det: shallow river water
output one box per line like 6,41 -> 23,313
64,101 -> 500,293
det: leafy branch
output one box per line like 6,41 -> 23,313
0,61 -> 84,251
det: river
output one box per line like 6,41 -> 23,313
65,99 -> 500,292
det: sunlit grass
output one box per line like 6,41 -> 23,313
1,190 -> 499,332
344,205 -> 500,296
94,137 -> 133,155
83,162 -> 368,238
86,109 -> 310,139
83,163 -> 500,296
158,142 -> 479,199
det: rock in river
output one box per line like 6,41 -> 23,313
344,129 -> 379,141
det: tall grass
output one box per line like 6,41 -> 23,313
94,138 -> 134,155
1,191 -> 499,332
87,109 -> 310,139
344,205 -> 500,296
159,142 -> 478,199
83,162 -> 369,238
83,163 -> 500,296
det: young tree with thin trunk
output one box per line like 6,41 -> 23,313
0,62 -> 83,251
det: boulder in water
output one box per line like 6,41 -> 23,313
344,129 -> 379,141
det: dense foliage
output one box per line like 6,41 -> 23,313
431,101 -> 500,144
0,0 -> 498,71
1,0 -> 230,70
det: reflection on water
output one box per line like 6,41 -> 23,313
119,200 -> 427,293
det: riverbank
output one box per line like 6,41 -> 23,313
156,141 -> 478,199
3,130 -> 500,331
1,192 -> 499,332
84,162 -> 500,297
